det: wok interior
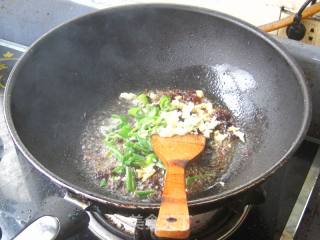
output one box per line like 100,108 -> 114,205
9,6 -> 307,204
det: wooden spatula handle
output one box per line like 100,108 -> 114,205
155,165 -> 190,239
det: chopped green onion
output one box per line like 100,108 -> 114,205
135,190 -> 155,198
103,92 -> 177,193
111,114 -> 128,126
159,95 -> 171,109
112,165 -> 125,174
137,94 -> 149,105
128,107 -> 140,117
125,166 -> 136,192
124,153 -> 145,166
105,143 -> 124,162
186,176 -> 197,186
117,124 -> 132,139
147,106 -> 160,117
136,136 -> 152,152
145,153 -> 157,165
186,173 -> 215,186
99,178 -> 108,187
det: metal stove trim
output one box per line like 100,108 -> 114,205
0,39 -> 28,52
281,138 -> 320,240
87,205 -> 251,240
87,212 -> 123,240
205,205 -> 252,240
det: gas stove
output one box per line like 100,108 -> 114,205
85,199 -> 251,240
1,4 -> 320,239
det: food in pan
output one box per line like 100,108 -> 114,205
88,90 -> 245,200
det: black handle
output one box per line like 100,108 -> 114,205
286,0 -> 315,40
14,196 -> 89,240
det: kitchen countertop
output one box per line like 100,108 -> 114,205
0,0 -> 311,46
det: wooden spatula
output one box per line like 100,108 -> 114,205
151,134 -> 206,239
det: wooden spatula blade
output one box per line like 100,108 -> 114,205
151,134 -> 206,239
151,134 -> 206,164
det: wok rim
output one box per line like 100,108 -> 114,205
3,3 -> 312,210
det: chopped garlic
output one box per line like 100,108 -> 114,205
194,103 -> 206,109
183,114 -> 201,128
234,130 -> 245,142
171,99 -> 185,109
175,127 -> 189,136
158,126 -> 175,137
196,90 -> 204,98
160,110 -> 181,128
208,118 -> 220,129
228,126 -> 240,132
214,131 -> 228,141
198,121 -> 206,132
198,118 -> 219,133
119,92 -> 137,101
203,130 -> 212,138
136,165 -> 156,182
205,102 -> 214,114
182,102 -> 194,119
149,92 -> 157,100
228,126 -> 245,142
195,102 -> 213,114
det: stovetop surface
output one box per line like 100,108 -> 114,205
0,41 -> 319,240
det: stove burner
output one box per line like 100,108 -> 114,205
87,205 -> 251,240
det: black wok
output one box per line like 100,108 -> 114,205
4,4 -> 310,239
